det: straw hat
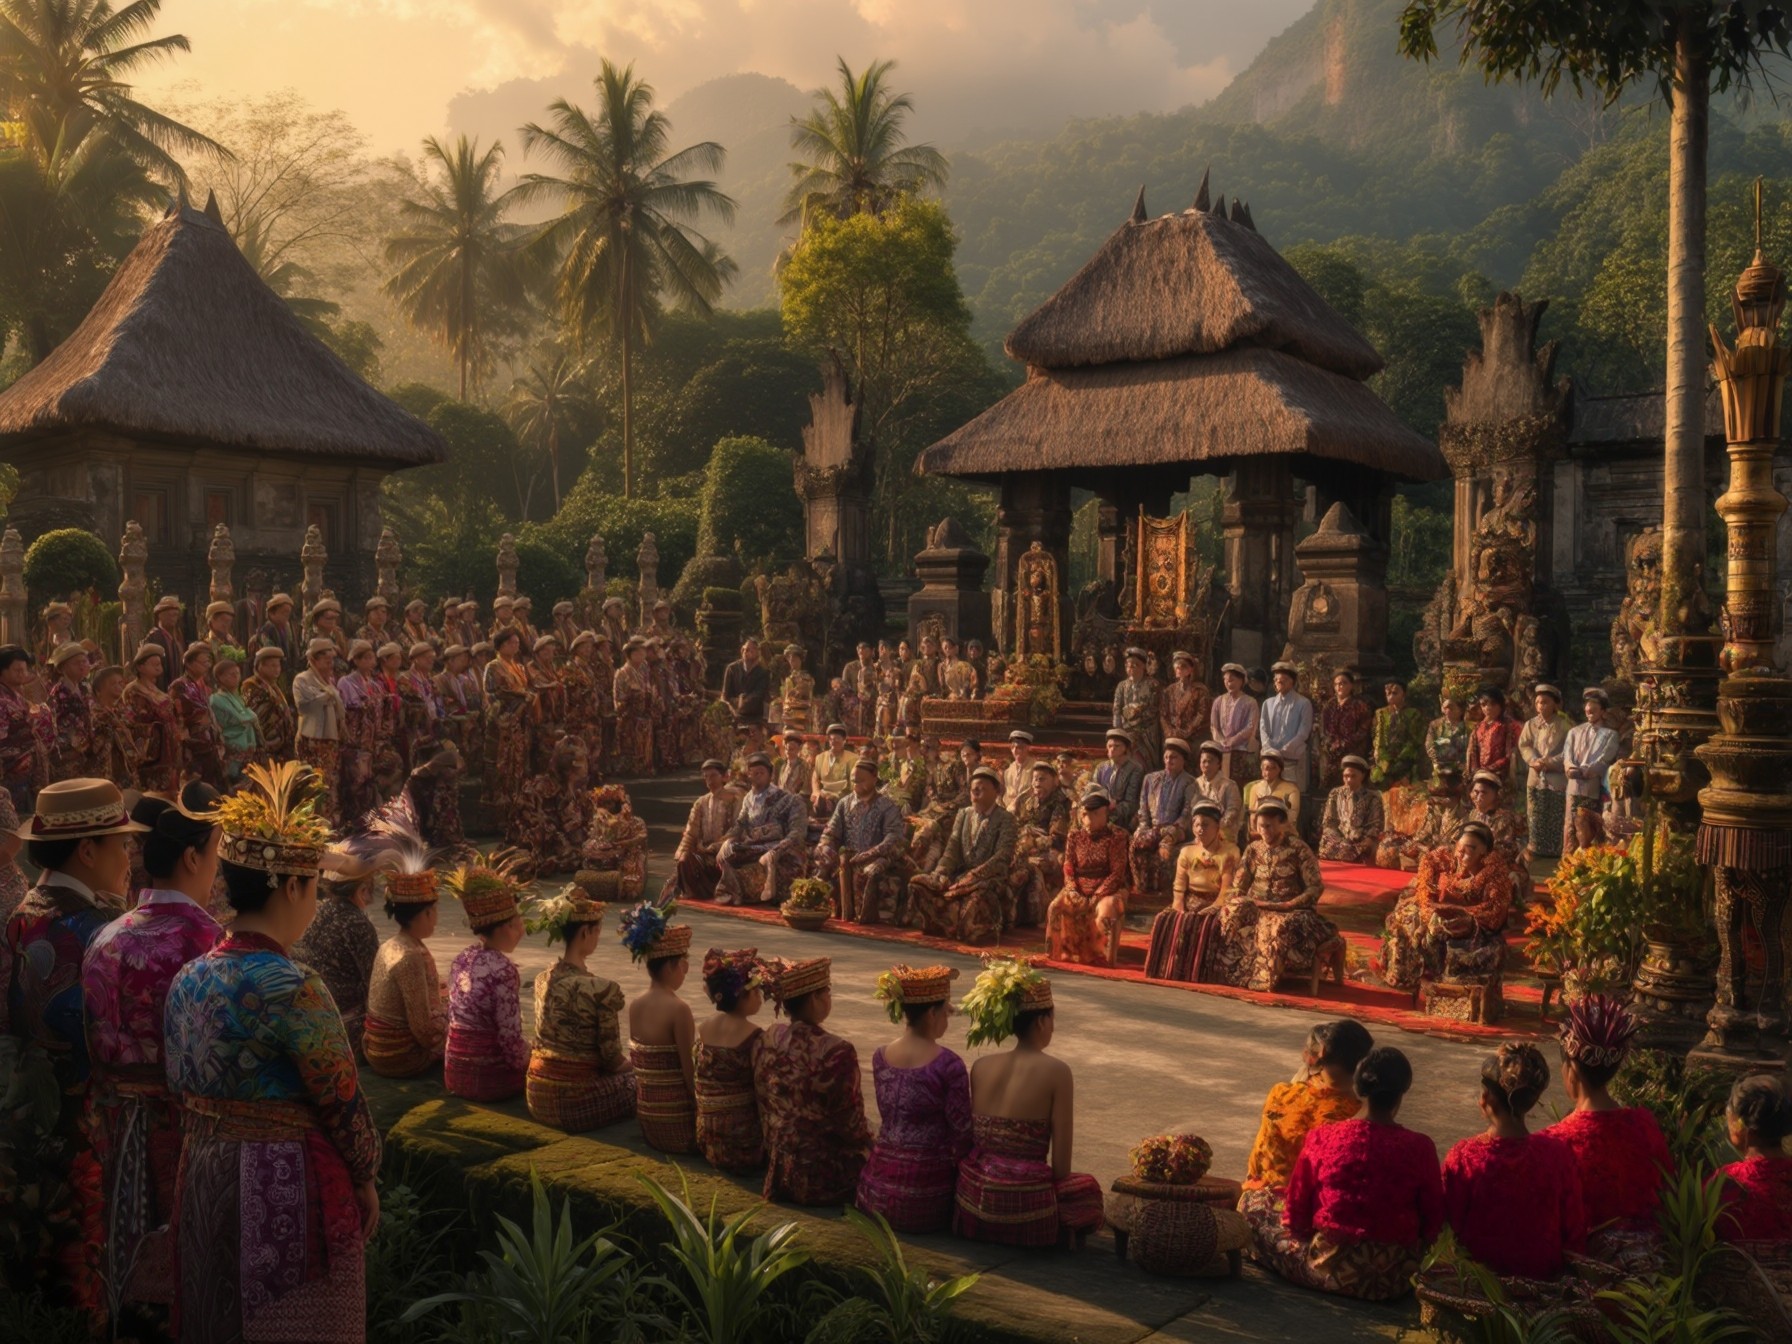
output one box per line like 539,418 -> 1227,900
48,642 -> 88,668
130,644 -> 165,669
153,595 -> 183,616
17,779 -> 150,840
205,600 -> 233,619
305,637 -> 337,659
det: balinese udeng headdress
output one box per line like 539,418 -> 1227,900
701,947 -> 771,1006
528,880 -> 606,945
209,761 -> 332,887
442,847 -> 530,931
874,964 -> 960,1025
959,956 -> 1053,1047
340,793 -> 446,904
619,894 -> 692,963
768,956 -> 831,1012
1559,994 -> 1640,1069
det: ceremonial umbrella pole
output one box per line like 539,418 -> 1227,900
1691,180 -> 1792,1062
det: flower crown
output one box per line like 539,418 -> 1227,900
209,761 -> 332,882
619,894 -> 689,962
528,885 -> 605,945
341,793 -> 446,901
590,783 -> 630,812
959,956 -> 1053,1048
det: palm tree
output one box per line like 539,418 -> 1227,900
382,134 -> 529,400
782,57 -> 948,226
504,343 -> 594,513
0,0 -> 221,182
516,59 -> 736,499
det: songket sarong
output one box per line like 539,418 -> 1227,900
1146,906 -> 1220,982
631,1042 -> 696,1154
908,872 -> 1002,946
175,1098 -> 365,1344
1210,899 -> 1338,991
859,1142 -> 962,1234
1527,786 -> 1565,860
1251,1216 -> 1420,1302
1380,896 -> 1506,992
443,1024 -> 525,1102
92,1071 -> 183,1308
953,1115 -> 1104,1248
1128,827 -> 1183,897
360,1012 -> 440,1079
296,737 -> 341,827
675,852 -> 724,903
694,1040 -> 765,1173
525,1053 -> 636,1132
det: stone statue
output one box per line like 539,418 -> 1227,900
637,532 -> 659,626
118,521 -> 148,653
585,533 -> 606,592
300,524 -> 327,615
207,523 -> 235,605
1611,526 -> 1663,689
1013,541 -> 1062,662
375,528 -> 402,600
1441,470 -> 1538,687
495,533 -> 518,599
755,560 -> 827,649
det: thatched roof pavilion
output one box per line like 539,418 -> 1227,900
915,180 -> 1445,666
0,196 -> 446,608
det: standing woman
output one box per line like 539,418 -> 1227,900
170,643 -> 226,789
162,761 -> 380,1344
612,636 -> 657,777
0,645 -> 47,813
292,638 -> 346,827
482,628 -> 536,822
210,655 -> 262,783
441,852 -> 531,1102
621,898 -> 698,1153
242,647 -> 296,765
858,964 -> 972,1233
524,876 -> 636,1132
527,635 -> 568,771
89,664 -> 139,789
954,959 -> 1103,1248
124,645 -> 182,795
693,947 -> 770,1173
337,641 -> 382,827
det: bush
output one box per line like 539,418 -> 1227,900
526,473 -> 699,590
387,381 -> 451,422
24,528 -> 116,599
701,586 -> 742,612
670,552 -> 744,612
511,537 -> 584,612
696,436 -> 801,569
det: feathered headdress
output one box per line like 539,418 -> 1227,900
1559,994 -> 1640,1069
441,847 -> 530,930
959,957 -> 1053,1048
700,947 -> 770,1006
210,761 -> 332,882
340,793 -> 446,903
527,882 -> 605,945
619,894 -> 690,963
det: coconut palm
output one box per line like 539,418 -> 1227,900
0,0 -> 220,181
781,57 -> 948,227
382,134 -> 529,400
504,343 -> 594,513
517,59 -> 736,499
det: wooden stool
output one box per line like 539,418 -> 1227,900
1422,975 -> 1505,1025
1271,935 -> 1347,997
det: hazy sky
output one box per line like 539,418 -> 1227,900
138,0 -> 1314,155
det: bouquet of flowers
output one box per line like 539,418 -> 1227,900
1129,1133 -> 1214,1186
782,877 -> 833,915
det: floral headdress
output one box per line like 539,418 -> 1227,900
874,964 -> 959,1025
959,957 -> 1053,1048
527,883 -> 605,945
590,783 -> 629,813
619,894 -> 690,963
701,947 -> 770,1006
209,761 -> 332,884
1128,1133 -> 1214,1186
441,847 -> 530,931
340,793 -> 446,903
1559,994 -> 1640,1069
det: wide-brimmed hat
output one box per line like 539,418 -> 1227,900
18,778 -> 150,840
153,595 -> 183,615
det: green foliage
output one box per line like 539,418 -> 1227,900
1389,493 -> 1452,589
23,527 -> 116,598
656,340 -> 819,476
801,1207 -> 979,1344
511,536 -> 584,613
1418,1228 -> 1582,1344
1613,1051 -> 1734,1177
638,1171 -> 809,1344
528,472 -> 699,590
783,57 -> 949,225
323,317 -> 383,382
388,381 -> 452,421
407,399 -> 539,520
696,435 -> 801,569
364,1183 -> 459,1344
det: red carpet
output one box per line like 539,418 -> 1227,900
680,858 -> 1550,1043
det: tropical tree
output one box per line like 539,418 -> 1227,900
782,56 -> 948,227
1396,0 -> 1792,652
382,134 -> 529,399
0,0 -> 219,181
504,342 -> 595,513
517,59 -> 736,499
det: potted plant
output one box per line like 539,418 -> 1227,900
780,877 -> 833,932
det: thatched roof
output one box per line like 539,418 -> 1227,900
1004,185 -> 1384,381
0,199 -> 447,468
914,347 -> 1444,484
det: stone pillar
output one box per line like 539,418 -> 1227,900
300,524 -> 327,616
495,533 -> 518,599
1281,502 -> 1391,683
907,518 -> 991,648
1095,499 -> 1123,589
636,532 -> 659,626
118,520 -> 148,656
1221,459 -> 1300,667
585,533 -> 607,592
207,523 -> 236,605
375,528 -> 402,601
993,472 -> 1072,657
0,527 -> 24,648
794,358 -> 872,569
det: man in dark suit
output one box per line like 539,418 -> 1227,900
721,637 -> 770,725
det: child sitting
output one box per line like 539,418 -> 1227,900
1443,1042 -> 1586,1280
1717,1074 -> 1792,1243
1239,1020 -> 1375,1237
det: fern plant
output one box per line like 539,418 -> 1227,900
802,1207 -> 981,1344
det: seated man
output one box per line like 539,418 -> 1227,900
809,723 -> 858,819
1048,787 -> 1131,966
1094,728 -> 1143,831
907,766 -> 1014,945
1209,796 -> 1335,991
1146,798 -> 1239,982
909,737 -> 974,870
1192,740 -> 1243,838
773,730 -> 812,799
1001,729 -> 1036,810
1318,755 -> 1384,864
1374,769 -> 1467,871
1466,769 -> 1529,907
1129,737 -> 1197,895
1008,760 -> 1071,930
813,758 -> 910,925
672,759 -> 740,901
716,751 -> 808,906
1379,821 -> 1512,993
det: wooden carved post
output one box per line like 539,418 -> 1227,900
300,524 -> 327,616
375,528 -> 402,601
207,523 -> 236,605
496,533 -> 519,599
118,520 -> 148,656
636,531 -> 659,627
0,526 -> 26,647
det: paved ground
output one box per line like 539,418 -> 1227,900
364,769 -> 1505,1340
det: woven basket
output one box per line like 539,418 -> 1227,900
1699,1241 -> 1792,1343
781,910 -> 829,932
1415,1268 -> 1608,1344
1109,1174 -> 1241,1206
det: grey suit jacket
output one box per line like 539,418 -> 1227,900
935,804 -> 1017,883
